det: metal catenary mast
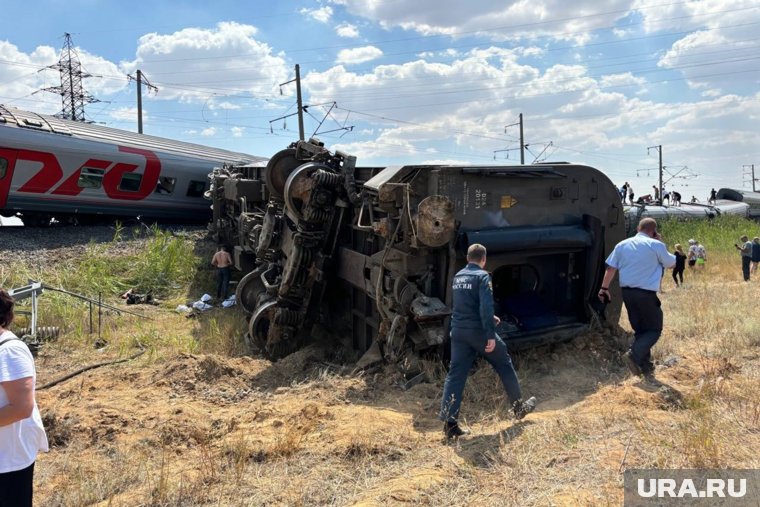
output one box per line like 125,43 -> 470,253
41,33 -> 100,122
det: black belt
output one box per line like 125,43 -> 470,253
621,287 -> 657,294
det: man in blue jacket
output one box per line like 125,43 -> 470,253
440,244 -> 536,439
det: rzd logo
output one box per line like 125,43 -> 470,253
0,145 -> 161,206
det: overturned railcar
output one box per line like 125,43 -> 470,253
208,139 -> 624,362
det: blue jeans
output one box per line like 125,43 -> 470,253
440,328 -> 522,423
621,288 -> 662,371
216,267 -> 231,299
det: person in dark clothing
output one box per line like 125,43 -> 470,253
735,235 -> 752,281
672,244 -> 686,287
709,188 -> 717,204
439,244 -> 536,440
751,237 -> 760,274
671,191 -> 681,206
599,218 -> 675,380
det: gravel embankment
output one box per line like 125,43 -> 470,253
0,224 -> 208,267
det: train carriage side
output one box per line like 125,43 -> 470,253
0,105 -> 264,224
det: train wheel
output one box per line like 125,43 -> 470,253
236,268 -> 266,314
248,300 -> 277,354
264,148 -> 300,199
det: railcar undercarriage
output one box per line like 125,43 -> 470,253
208,139 -> 624,364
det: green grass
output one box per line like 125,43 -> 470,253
658,214 -> 759,255
3,225 -> 211,347
5,224 -> 201,298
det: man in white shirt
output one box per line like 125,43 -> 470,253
598,218 -> 676,378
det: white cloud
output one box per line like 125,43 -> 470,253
336,22 -> 359,38
0,40 -> 126,115
210,101 -> 241,110
330,0 -> 634,43
200,126 -> 216,136
231,126 -> 245,137
336,46 -> 383,65
634,0 -> 760,92
108,107 -> 144,122
300,6 -> 333,23
599,72 -> 647,89
120,22 -> 290,103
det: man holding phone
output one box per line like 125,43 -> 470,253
598,218 -> 676,379
734,235 -> 752,281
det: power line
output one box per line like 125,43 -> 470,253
37,33 -> 100,122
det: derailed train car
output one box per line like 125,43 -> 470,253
623,199 -> 749,236
208,139 -> 625,362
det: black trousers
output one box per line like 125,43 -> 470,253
672,266 -> 684,285
742,256 -> 751,281
0,462 -> 34,507
216,266 -> 231,299
621,288 -> 663,371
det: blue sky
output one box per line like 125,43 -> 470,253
1,0 -> 758,200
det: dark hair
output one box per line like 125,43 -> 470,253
0,289 -> 14,328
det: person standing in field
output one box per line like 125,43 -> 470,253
0,289 -> 48,507
686,239 -> 698,271
672,244 -> 686,287
751,237 -> 760,275
211,246 -> 234,300
598,218 -> 676,379
694,241 -> 707,271
735,235 -> 752,282
440,244 -> 536,440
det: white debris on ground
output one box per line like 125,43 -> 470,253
177,293 -> 236,313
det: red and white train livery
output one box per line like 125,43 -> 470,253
0,105 -> 266,225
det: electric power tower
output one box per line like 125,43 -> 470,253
41,33 -> 100,122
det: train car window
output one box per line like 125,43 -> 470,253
0,157 -> 7,179
187,180 -> 207,197
77,167 -> 106,189
155,176 -> 176,195
119,173 -> 143,192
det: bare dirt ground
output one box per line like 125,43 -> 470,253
7,230 -> 758,506
32,323 -> 759,506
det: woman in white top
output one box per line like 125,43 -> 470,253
0,289 -> 48,507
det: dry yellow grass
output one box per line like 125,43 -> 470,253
16,236 -> 760,506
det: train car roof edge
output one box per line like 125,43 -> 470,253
0,104 -> 266,165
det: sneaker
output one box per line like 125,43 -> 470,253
622,351 -> 643,377
513,396 -> 537,420
443,421 -> 468,440
642,371 -> 663,387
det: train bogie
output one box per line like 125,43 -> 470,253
209,139 -> 626,363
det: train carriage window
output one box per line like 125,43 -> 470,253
119,173 -> 143,192
155,176 -> 176,195
0,157 -> 7,179
187,180 -> 207,197
77,167 -> 106,189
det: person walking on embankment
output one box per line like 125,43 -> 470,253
598,218 -> 675,380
